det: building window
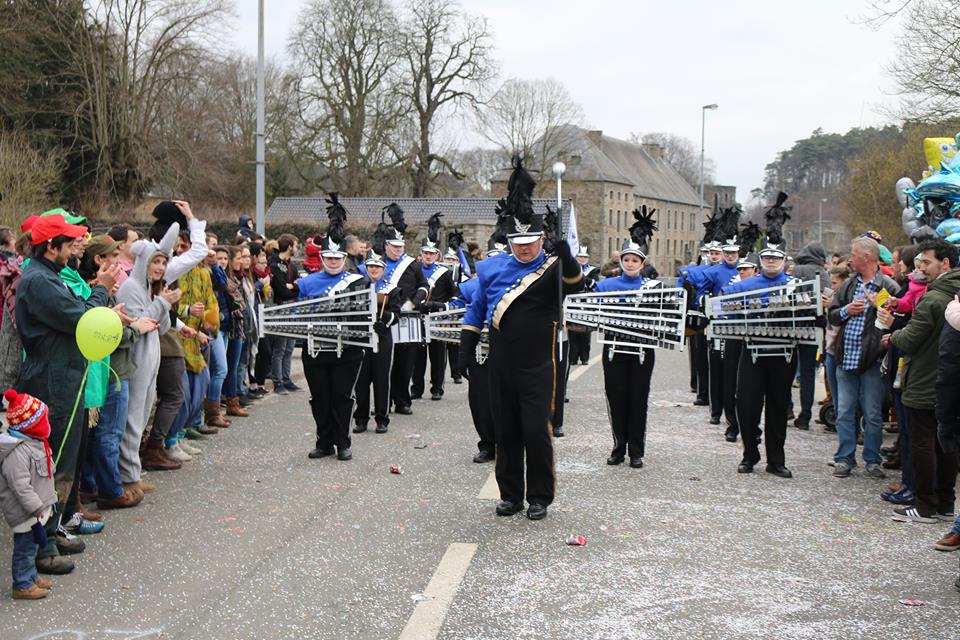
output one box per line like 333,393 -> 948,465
608,237 -> 612,256
617,211 -> 621,229
617,191 -> 621,201
609,190 -> 613,200
681,211 -> 685,230
608,210 -> 613,226
655,239 -> 659,255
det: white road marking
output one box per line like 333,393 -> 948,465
568,353 -> 602,382
476,471 -> 499,500
399,543 -> 478,640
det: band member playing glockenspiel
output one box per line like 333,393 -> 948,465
595,207 -> 659,469
353,251 -> 402,434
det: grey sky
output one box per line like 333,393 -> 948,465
230,0 -> 902,201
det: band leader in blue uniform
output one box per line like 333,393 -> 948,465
458,157 -> 583,521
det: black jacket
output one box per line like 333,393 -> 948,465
936,318 -> 960,452
827,271 -> 899,373
268,253 -> 299,304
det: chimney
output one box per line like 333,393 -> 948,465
586,130 -> 603,148
641,143 -> 663,161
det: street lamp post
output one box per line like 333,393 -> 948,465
818,197 -> 828,246
699,104 -> 719,223
255,0 -> 266,235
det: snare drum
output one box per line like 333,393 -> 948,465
391,312 -> 424,344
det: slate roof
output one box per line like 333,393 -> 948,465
267,197 -> 570,228
492,125 -> 701,207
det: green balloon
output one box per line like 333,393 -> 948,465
76,307 -> 122,361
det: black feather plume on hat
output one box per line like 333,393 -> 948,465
446,228 -> 464,250
426,212 -> 443,245
738,221 -> 762,257
628,205 -> 658,255
543,204 -> 560,252
718,205 -> 742,243
324,193 -> 347,246
383,203 -> 407,234
763,191 -> 791,246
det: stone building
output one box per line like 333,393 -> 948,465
490,126 -> 704,276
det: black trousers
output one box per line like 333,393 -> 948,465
390,343 -> 417,410
150,356 -> 186,442
303,347 -> 364,451
354,328 -> 393,427
692,332 -> 709,403
253,337 -> 273,386
602,346 -> 655,459
905,407 -> 959,516
568,329 -> 591,364
412,341 -> 447,397
447,343 -> 461,381
722,340 -> 742,436
551,340 -> 569,429
708,342 -> 724,420
688,336 -> 697,391
489,336 -> 555,507
467,359 -> 496,455
736,349 -> 796,467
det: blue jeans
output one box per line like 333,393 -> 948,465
238,339 -> 251,398
206,332 -> 228,402
170,367 -> 210,444
222,334 -> 244,398
81,380 -> 129,500
834,363 -> 884,466
269,335 -> 294,387
12,531 -> 39,591
951,512 -> 960,536
824,353 -> 839,416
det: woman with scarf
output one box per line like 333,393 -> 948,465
219,246 -> 248,418
237,244 -> 260,407
249,244 -> 273,397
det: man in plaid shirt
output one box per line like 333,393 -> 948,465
827,237 -> 899,479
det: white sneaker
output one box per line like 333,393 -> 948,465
165,444 -> 192,462
180,440 -> 202,456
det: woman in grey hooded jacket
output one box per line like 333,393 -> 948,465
115,224 -> 180,487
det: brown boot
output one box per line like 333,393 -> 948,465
204,399 -> 231,428
34,577 -> 53,590
140,439 -> 182,471
122,481 -> 150,500
12,584 -> 49,600
226,397 -> 249,418
97,488 -> 143,510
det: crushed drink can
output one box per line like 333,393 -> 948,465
566,534 -> 587,546
390,464 -> 402,475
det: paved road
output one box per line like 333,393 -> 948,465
2,345 -> 958,640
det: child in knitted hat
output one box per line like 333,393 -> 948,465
0,389 -> 58,599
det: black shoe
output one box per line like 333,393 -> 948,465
473,450 -> 495,463
239,395 -> 253,408
880,445 -> 899,457
823,425 -> 837,433
564,397 -> 570,403
629,457 -> 643,468
765,464 -> 793,478
527,503 -> 547,520
249,388 -> 266,398
410,393 -> 423,400
308,447 -> 335,459
55,535 -> 85,555
787,410 -> 795,421
693,398 -> 709,406
36,556 -> 75,575
709,416 -> 721,425
794,417 -> 810,430
375,423 -> 388,434
552,425 -> 565,438
724,432 -> 738,443
337,448 -> 353,461
430,392 -> 442,401
394,405 -> 413,415
353,423 -> 368,434
606,455 -> 624,466
453,377 -> 463,384
496,500 -> 523,516
737,459 -> 757,474
284,382 -> 303,392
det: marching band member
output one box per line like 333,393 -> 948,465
722,254 -> 760,442
353,251 -> 401,435
705,234 -> 744,427
568,246 -> 601,365
458,157 -> 583,521
411,215 -> 457,401
378,204 -> 429,416
298,213 -> 369,462
725,196 -> 797,478
596,207 -> 658,469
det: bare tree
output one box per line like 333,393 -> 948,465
288,0 -> 410,196
478,77 -> 585,194
629,132 -> 715,188
57,0 -> 232,202
446,147 -> 507,193
400,0 -> 496,196
0,131 -> 63,226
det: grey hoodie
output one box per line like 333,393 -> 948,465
0,433 -> 57,528
792,242 -> 829,289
